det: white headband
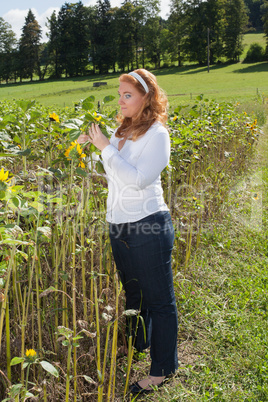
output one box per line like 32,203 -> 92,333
128,71 -> 149,93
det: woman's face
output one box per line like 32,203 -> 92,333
118,81 -> 146,118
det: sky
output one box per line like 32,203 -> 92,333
1,1 -> 170,42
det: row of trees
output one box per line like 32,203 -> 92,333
0,0 -> 268,83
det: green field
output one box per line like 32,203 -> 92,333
241,32 -> 266,57
0,33 -> 267,109
1,61 -> 267,109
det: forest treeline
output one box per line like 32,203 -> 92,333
0,0 -> 268,83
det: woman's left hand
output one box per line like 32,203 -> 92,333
88,123 -> 110,151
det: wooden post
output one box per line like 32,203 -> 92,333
207,28 -> 210,73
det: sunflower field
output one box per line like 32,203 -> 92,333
0,95 -> 260,401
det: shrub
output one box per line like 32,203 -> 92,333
243,43 -> 265,62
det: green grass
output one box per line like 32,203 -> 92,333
241,32 -> 266,58
0,34 -> 267,110
156,62 -> 268,105
0,76 -> 120,109
0,61 -> 267,110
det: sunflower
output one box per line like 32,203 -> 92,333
49,112 -> 60,123
65,141 -> 86,168
93,111 -> 102,122
0,168 -> 9,182
25,348 -> 37,362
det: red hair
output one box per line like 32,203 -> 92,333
116,69 -> 168,141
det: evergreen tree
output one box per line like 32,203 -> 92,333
132,1 -> 146,69
224,0 -> 249,61
109,7 -> 119,73
0,17 -> 17,83
244,0 -> 263,30
184,0 -> 208,65
73,2 -> 91,75
92,0 -> 114,74
133,0 -> 161,68
46,11 -> 60,78
19,10 -> 42,81
39,43 -> 51,80
86,5 -> 99,74
168,0 -> 187,66
57,4 -> 72,77
114,2 -> 135,72
262,0 -> 268,57
56,2 -> 90,77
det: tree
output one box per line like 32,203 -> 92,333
144,16 -> 162,68
244,0 -> 263,31
19,10 -> 42,81
184,0 -> 208,65
0,17 -> 17,83
0,18 -> 17,53
224,0 -> 249,62
137,0 -> 161,68
168,0 -> 187,66
91,0 -> 115,74
56,2 -> 90,78
38,43 -> 51,80
159,27 -> 173,66
72,2 -> 91,76
204,0 -> 225,64
132,1 -> 145,69
114,2 -> 135,72
46,11 -> 60,78
262,0 -> 268,57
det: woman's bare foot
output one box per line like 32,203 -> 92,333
137,375 -> 165,390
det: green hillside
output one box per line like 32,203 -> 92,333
0,33 -> 267,109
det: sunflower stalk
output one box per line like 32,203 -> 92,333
80,178 -> 87,319
123,335 -> 134,398
98,321 -> 112,401
22,115 -> 27,176
61,233 -> 68,328
65,339 -> 72,402
52,225 -> 59,354
107,274 -> 120,401
21,287 -> 27,384
6,296 -> 11,381
71,222 -> 77,401
36,246 -> 42,356
0,245 -> 15,355
94,277 -> 102,398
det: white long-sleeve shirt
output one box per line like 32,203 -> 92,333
101,121 -> 170,224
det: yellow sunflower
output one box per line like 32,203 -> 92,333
49,112 -> 60,123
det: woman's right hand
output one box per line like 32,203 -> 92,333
77,134 -> 90,144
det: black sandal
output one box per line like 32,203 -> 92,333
129,380 -> 164,394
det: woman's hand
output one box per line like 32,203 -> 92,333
87,123 -> 110,151
77,133 -> 90,144
77,124 -> 109,151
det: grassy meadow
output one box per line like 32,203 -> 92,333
242,32 -> 266,56
0,33 -> 267,110
0,32 -> 268,401
0,61 -> 268,109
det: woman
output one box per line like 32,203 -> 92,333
78,69 -> 178,394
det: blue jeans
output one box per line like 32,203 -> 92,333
109,211 -> 178,376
